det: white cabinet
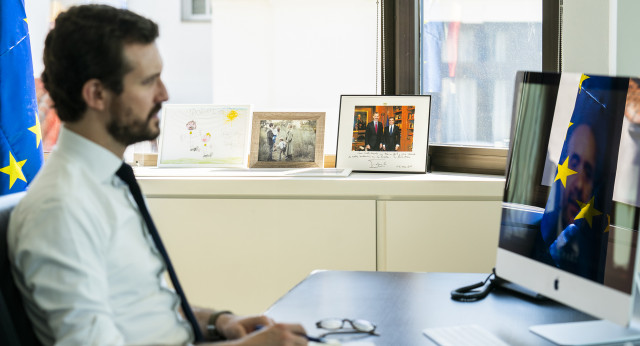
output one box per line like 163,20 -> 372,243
137,169 -> 504,314
377,200 -> 502,273
147,198 -> 376,315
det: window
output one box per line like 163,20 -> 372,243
421,0 -> 542,147
181,0 -> 211,22
383,0 -> 560,174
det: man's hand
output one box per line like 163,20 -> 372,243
217,314 -> 272,340
226,323 -> 308,346
365,144 -> 370,150
549,223 -> 580,265
207,322 -> 308,346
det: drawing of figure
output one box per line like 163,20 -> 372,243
186,120 -> 198,151
201,132 -> 212,158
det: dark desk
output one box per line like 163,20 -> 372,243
265,271 -> 594,345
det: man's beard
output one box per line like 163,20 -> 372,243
107,102 -> 162,146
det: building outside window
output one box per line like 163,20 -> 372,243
421,0 -> 542,148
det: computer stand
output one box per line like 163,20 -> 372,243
530,320 -> 640,345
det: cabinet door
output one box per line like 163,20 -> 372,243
379,200 -> 501,273
148,198 -> 376,315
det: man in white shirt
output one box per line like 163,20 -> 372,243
8,5 -> 307,346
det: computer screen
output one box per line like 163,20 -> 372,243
495,71 -> 640,343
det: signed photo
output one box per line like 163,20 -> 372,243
249,112 -> 325,168
336,95 -> 430,173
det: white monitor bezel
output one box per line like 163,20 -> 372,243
496,234 -> 635,326
496,70 -> 640,329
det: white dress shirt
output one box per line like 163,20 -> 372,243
8,127 -> 192,345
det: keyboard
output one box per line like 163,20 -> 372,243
423,324 -> 510,346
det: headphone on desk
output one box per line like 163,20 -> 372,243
450,269 -> 497,302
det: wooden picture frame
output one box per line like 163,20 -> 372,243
157,104 -> 252,167
336,95 -> 431,173
249,112 -> 325,168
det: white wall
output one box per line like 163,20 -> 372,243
25,0 -> 50,77
561,0 -> 610,74
616,0 -> 640,76
210,0 -> 378,155
562,0 -> 640,77
128,0 -> 212,104
26,0 -> 212,104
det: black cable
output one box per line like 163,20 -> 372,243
450,269 -> 497,302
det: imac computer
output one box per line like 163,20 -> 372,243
495,71 -> 640,345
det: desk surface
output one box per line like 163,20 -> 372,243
265,271 -> 594,345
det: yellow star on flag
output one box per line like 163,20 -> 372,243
604,214 -> 610,233
0,152 -> 27,189
564,122 -> 573,141
579,74 -> 590,93
554,157 -> 577,188
28,112 -> 42,148
574,196 -> 602,228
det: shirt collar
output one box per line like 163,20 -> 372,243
55,127 -> 124,183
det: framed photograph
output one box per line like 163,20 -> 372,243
250,112 -> 325,168
336,95 -> 431,173
158,104 -> 252,167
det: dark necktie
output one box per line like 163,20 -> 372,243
116,163 -> 204,342
375,122 -> 378,132
390,126 -> 393,135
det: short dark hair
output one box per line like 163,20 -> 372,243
42,5 -> 159,122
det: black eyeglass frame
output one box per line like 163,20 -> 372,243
315,318 -> 379,337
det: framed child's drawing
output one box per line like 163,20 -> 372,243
249,112 -> 325,168
336,95 -> 431,173
157,104 -> 252,167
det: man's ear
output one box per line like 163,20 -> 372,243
81,79 -> 109,111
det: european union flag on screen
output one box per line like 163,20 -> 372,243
540,74 -> 627,280
0,0 -> 43,195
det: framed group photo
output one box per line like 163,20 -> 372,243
157,104 -> 252,167
336,95 -> 431,173
249,112 -> 325,168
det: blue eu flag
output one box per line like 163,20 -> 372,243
540,74 -> 627,280
0,0 -> 43,195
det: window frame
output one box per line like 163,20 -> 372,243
383,0 -> 560,175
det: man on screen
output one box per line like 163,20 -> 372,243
560,124 -> 597,230
542,124 -> 597,268
538,75 -> 627,281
